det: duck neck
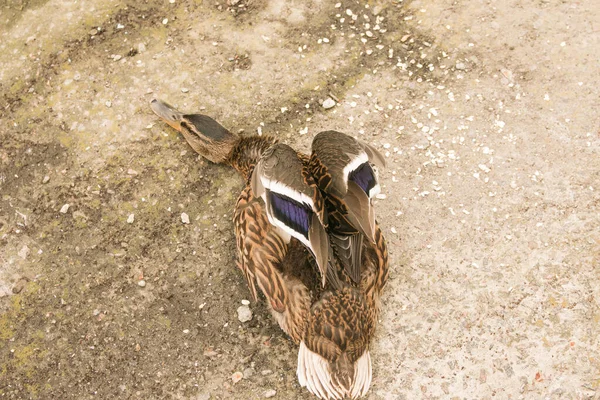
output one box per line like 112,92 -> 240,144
227,135 -> 278,181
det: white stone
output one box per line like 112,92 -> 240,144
237,305 -> 253,322
181,212 -> 190,224
322,98 -> 336,109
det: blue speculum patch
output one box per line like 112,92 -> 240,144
349,162 -> 376,194
269,191 -> 311,239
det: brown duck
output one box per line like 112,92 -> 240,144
151,99 -> 389,399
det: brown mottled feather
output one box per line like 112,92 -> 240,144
233,185 -> 312,342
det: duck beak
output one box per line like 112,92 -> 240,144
150,99 -> 184,131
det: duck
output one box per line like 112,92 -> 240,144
150,99 -> 389,399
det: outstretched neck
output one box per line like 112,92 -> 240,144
227,135 -> 278,181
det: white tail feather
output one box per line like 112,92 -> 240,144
349,350 -> 371,398
297,341 -> 372,399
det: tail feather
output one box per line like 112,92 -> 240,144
297,341 -> 372,399
350,350 -> 372,399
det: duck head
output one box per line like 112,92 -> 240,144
150,99 -> 238,164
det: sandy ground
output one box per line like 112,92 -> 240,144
1,0 -> 599,399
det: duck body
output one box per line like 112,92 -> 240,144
151,99 -> 389,399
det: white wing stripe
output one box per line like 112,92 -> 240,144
342,152 -> 369,185
261,177 -> 314,206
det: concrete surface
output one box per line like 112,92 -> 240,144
1,0 -> 599,399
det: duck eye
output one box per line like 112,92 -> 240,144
171,114 -> 176,120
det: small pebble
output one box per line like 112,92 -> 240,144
264,389 -> 277,398
181,212 -> 190,224
113,54 -> 122,61
137,280 -> 146,287
455,62 -> 466,70
237,305 -> 253,322
127,214 -> 135,224
231,371 -> 243,384
12,278 -> 28,294
322,97 -> 336,109
42,175 -> 50,184
181,88 -> 189,93
241,299 -> 250,305
73,211 -> 87,220
162,18 -> 169,25
105,100 -> 112,108
60,204 -> 70,214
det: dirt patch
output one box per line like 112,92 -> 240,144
0,0 -> 51,29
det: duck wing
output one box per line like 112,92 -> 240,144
234,185 -> 318,342
310,131 -> 385,283
234,186 -> 288,307
251,143 -> 334,288
310,130 -> 385,201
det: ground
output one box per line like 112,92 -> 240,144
0,0 -> 599,399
